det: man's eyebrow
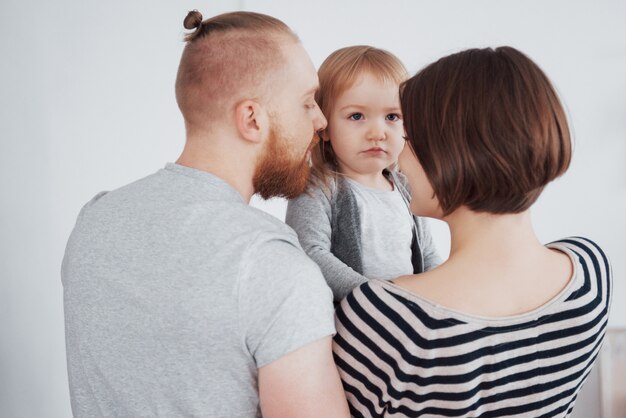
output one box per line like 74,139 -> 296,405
302,86 -> 318,98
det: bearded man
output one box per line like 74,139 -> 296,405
61,10 -> 348,418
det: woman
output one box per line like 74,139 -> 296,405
333,46 -> 612,417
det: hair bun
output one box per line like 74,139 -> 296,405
183,10 -> 203,30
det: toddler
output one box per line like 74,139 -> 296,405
286,45 -> 441,301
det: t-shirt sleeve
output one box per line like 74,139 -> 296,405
237,236 -> 336,368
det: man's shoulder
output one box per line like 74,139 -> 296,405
77,169 -> 166,211
72,165 -> 314,257
237,205 -> 302,246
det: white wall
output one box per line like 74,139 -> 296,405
1,1 -> 623,416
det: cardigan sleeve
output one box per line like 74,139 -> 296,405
286,182 -> 368,302
416,217 -> 443,271
392,170 -> 443,271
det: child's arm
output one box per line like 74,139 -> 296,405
286,185 -> 368,302
392,169 -> 443,271
416,217 -> 443,271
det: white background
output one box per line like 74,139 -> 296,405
1,1 -> 624,416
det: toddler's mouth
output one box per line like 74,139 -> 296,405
362,147 -> 386,154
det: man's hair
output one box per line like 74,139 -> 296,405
400,46 -> 572,215
311,46 -> 408,185
175,10 -> 299,129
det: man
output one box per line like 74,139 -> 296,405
62,10 -> 349,417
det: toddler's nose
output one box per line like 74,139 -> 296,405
367,120 -> 386,141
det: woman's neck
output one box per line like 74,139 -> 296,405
445,208 -> 544,262
390,206 -> 574,317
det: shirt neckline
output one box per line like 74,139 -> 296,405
163,162 -> 245,203
345,176 -> 398,195
371,241 -> 580,326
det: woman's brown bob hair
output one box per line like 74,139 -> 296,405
400,46 -> 572,215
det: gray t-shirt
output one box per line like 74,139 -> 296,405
345,178 -> 414,280
62,163 -> 335,418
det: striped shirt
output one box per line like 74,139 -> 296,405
333,237 -> 612,417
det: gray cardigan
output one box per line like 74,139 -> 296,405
286,171 -> 441,301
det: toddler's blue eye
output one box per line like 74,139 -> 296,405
386,113 -> 401,121
349,113 -> 364,121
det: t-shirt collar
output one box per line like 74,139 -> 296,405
164,162 -> 245,203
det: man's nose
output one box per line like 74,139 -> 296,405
314,105 -> 327,131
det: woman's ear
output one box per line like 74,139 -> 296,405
235,100 -> 269,144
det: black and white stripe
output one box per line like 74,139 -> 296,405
333,237 -> 611,417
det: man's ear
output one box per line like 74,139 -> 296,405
235,100 -> 268,144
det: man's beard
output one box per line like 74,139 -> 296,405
253,124 -> 317,200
